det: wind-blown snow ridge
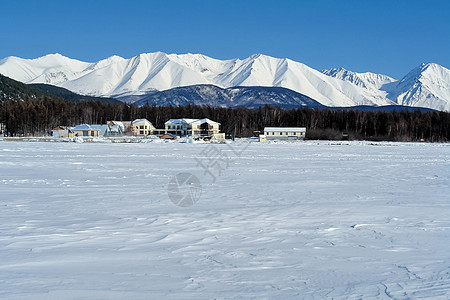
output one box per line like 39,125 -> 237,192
0,52 -> 449,110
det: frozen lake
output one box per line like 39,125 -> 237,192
0,140 -> 449,299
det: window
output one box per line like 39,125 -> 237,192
140,130 -> 144,134
272,132 -> 274,135
286,132 -> 289,135
91,131 -> 95,136
280,132 -> 283,135
140,125 -> 144,129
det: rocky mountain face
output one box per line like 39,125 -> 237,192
134,84 -> 325,109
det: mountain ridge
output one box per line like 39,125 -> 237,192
0,52 -> 395,107
134,84 -> 326,109
323,63 -> 450,111
0,73 -> 119,104
0,52 -> 449,111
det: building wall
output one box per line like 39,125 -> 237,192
73,130 -> 99,137
132,123 -> 155,136
212,133 -> 225,140
190,123 -> 220,136
265,130 -> 305,140
165,120 -> 221,137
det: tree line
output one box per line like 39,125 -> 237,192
1,96 -> 449,142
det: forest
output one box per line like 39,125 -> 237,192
1,96 -> 449,142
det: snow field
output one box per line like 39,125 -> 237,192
0,141 -> 449,299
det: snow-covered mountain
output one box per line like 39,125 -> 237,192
322,67 -> 396,90
0,52 -> 394,108
381,63 -> 450,111
323,64 -> 450,111
134,84 -> 325,109
0,52 -> 448,110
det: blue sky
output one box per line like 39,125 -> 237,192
1,0 -> 449,78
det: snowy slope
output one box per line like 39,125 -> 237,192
0,52 -> 395,107
322,67 -> 396,90
1,141 -> 449,299
381,63 -> 450,111
2,53 -> 448,110
323,64 -> 450,111
0,54 -> 90,84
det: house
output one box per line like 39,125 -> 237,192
108,121 -> 133,135
131,119 -> 155,136
52,126 -> 75,138
160,133 -> 177,140
91,124 -> 123,137
264,127 -> 306,140
73,124 -> 100,137
165,118 -> 223,139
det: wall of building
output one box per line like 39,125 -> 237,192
265,130 -> 305,140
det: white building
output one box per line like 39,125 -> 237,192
90,124 -> 123,137
264,127 -> 306,140
165,118 -> 224,139
108,121 -> 132,134
52,126 -> 75,138
131,119 -> 156,136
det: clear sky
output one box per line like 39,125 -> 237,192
1,0 -> 449,79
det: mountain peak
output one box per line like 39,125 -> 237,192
323,67 -> 396,90
105,55 -> 125,61
383,62 -> 450,111
249,53 -> 263,59
0,52 -> 448,111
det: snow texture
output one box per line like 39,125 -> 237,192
0,140 -> 449,299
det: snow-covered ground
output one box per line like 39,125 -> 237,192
0,140 -> 449,299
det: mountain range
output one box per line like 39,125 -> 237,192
0,73 -> 119,104
134,85 -> 325,109
0,52 -> 449,111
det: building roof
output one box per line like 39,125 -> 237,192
165,118 -> 220,125
73,124 -> 99,131
132,118 -> 152,125
165,118 -> 195,125
53,126 -> 71,130
191,118 -> 220,125
264,127 -> 306,132
108,121 -> 131,131
160,133 -> 178,139
90,124 -> 122,136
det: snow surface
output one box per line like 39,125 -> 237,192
0,140 -> 449,299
